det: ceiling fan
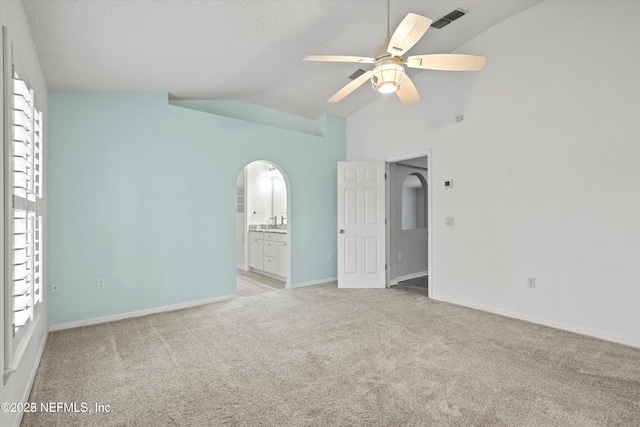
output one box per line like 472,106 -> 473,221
303,4 -> 487,105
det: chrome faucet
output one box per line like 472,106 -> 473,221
268,216 -> 277,227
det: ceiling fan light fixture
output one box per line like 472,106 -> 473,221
371,62 -> 405,94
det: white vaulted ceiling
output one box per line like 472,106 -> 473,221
21,0 -> 542,119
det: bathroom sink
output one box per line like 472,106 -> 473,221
250,228 -> 287,234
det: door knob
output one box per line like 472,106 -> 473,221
339,229 -> 345,234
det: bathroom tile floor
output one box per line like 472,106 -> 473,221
392,275 -> 429,297
237,269 -> 286,297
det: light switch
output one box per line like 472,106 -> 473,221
446,217 -> 455,226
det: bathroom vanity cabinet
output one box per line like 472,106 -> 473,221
249,231 -> 288,279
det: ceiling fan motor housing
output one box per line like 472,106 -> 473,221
374,40 -> 393,60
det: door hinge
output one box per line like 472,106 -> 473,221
384,173 -> 387,179
385,264 -> 387,270
385,218 -> 387,225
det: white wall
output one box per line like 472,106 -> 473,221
246,162 -> 273,225
0,1 -> 49,426
273,174 -> 287,220
236,169 -> 246,268
347,1 -> 640,347
402,186 -> 418,230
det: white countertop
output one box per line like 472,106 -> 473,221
251,229 -> 287,234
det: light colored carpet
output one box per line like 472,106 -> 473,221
23,283 -> 640,426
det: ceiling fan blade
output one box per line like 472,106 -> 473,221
387,13 -> 433,57
396,75 -> 420,105
327,70 -> 373,103
304,55 -> 375,64
405,54 -> 487,71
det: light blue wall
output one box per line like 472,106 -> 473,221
48,92 -> 345,325
169,99 -> 328,137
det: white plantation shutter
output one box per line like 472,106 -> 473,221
2,26 -> 46,383
9,70 -> 42,336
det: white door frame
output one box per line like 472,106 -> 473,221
385,150 -> 433,297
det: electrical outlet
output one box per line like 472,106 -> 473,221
327,253 -> 332,261
397,252 -> 402,260
51,283 -> 60,294
446,217 -> 455,226
97,279 -> 105,290
527,277 -> 536,289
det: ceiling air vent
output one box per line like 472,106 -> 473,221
348,69 -> 367,80
431,9 -> 466,29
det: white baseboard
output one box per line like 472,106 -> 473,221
288,277 -> 337,289
21,328 -> 47,400
433,295 -> 640,349
390,270 -> 428,286
49,294 -> 236,331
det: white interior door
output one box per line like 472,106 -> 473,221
337,162 -> 386,288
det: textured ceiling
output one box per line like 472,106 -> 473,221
21,0 -> 542,119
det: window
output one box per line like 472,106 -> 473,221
4,53 -> 43,377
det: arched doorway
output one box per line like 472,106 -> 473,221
236,160 -> 290,296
